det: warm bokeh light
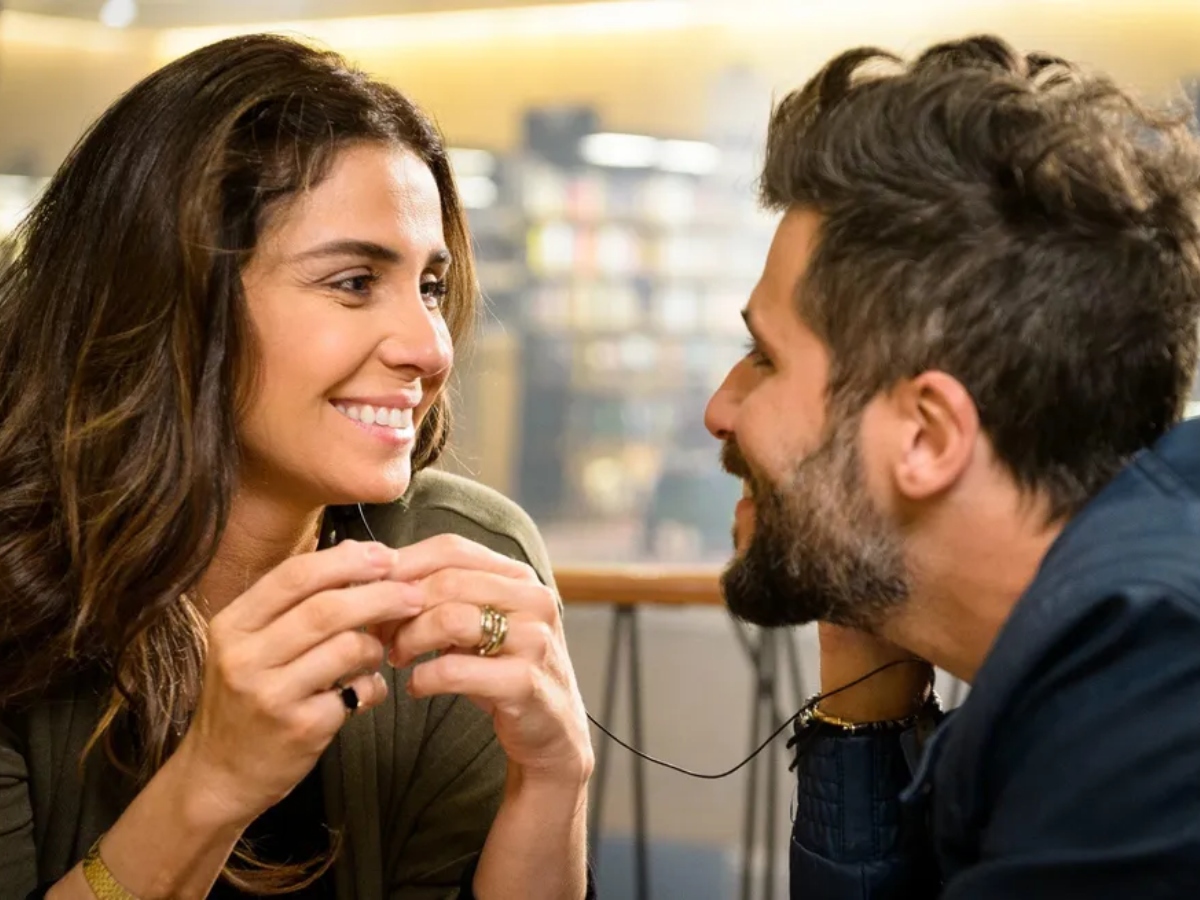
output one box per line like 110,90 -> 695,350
1,3 -> 1198,893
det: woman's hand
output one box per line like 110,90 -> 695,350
385,535 -> 593,786
176,539 -> 419,828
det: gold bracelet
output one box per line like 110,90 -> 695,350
82,836 -> 141,900
806,672 -> 940,734
809,705 -> 873,729
807,703 -> 923,733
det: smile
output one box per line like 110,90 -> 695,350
333,402 -> 414,430
331,402 -> 417,448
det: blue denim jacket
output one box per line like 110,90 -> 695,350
790,417 -> 1200,899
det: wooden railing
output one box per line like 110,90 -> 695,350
552,563 -> 794,900
553,565 -> 724,607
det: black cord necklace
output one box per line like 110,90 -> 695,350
352,503 -> 922,781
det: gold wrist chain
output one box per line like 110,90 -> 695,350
82,836 -> 141,900
804,664 -> 939,734
808,702 -> 923,731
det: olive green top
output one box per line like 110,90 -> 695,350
0,469 -> 556,899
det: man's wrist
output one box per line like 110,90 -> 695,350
806,682 -> 940,734
817,660 -> 934,723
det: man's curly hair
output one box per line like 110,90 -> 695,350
762,35 -> 1200,519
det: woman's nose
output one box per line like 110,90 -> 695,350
377,294 -> 454,380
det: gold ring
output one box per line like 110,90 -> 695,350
477,605 -> 509,657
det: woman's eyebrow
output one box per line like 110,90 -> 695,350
288,239 -> 402,265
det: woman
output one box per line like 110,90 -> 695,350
0,34 -> 593,900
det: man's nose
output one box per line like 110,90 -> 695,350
705,369 -> 743,441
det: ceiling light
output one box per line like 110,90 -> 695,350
99,0 -> 138,29
157,1 -> 693,59
580,133 -> 722,173
457,176 -> 499,210
448,148 -> 497,179
580,133 -> 659,169
658,139 -> 721,175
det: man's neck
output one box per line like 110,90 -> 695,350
882,495 -> 1066,683
198,487 -> 324,619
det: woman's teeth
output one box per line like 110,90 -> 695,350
334,403 -> 413,429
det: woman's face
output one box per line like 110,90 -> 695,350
238,142 -> 454,509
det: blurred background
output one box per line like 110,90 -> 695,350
2,1 -> 1199,896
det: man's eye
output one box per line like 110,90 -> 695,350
744,339 -> 772,369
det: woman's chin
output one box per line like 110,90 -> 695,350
322,471 -> 413,508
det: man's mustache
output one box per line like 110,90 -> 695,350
720,440 -> 753,482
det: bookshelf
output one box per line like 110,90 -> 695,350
464,147 -> 771,528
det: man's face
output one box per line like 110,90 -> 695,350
705,208 -> 909,629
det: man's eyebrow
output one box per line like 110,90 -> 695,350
288,240 -> 453,267
740,307 -> 773,351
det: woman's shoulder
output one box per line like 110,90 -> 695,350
361,469 -> 554,585
4,670 -> 108,751
405,468 -> 538,536
3,669 -> 123,861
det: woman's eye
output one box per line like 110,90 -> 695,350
330,272 -> 378,297
421,279 -> 449,307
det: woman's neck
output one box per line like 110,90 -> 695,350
198,490 -> 325,619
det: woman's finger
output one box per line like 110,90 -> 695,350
404,625 -> 592,776
247,580 -> 421,669
334,669 -> 389,718
222,539 -> 396,632
389,602 -> 555,669
278,629 -> 387,699
403,568 -> 559,623
288,670 -> 390,746
385,534 -> 539,585
407,653 -> 538,705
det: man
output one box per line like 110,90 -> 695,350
705,35 -> 1200,898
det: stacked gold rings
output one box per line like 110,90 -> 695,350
477,605 -> 509,657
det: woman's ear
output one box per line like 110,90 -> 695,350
890,371 -> 980,502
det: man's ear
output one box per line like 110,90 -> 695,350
889,371 -> 979,501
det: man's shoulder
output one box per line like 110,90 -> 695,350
1049,418 -> 1200,591
1011,435 -> 1200,662
932,583 -> 1200,883
935,465 -> 1200,823
974,486 -> 1200,712
1039,496 -> 1200,603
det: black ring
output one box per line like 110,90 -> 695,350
339,685 -> 359,713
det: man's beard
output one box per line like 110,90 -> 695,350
720,414 -> 910,630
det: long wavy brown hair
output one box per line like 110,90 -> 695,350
0,34 -> 476,891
